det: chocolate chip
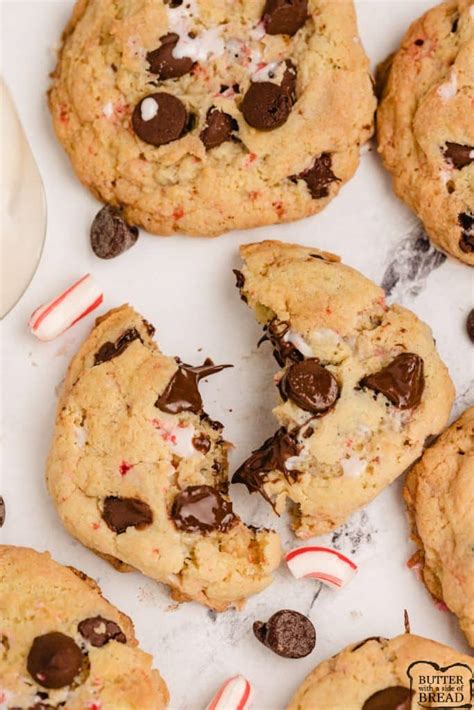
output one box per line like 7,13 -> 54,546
27,632 -> 83,689
253,610 -> 315,658
362,687 -> 413,710
451,15 -> 459,32
155,359 -> 232,415
147,33 -> 194,79
458,212 -> 474,253
414,38 -> 424,46
192,433 -> 211,454
279,359 -> 339,414
78,616 -> 126,647
290,153 -> 340,199
171,485 -> 237,533
467,309 -> 474,342
280,59 -> 297,102
102,496 -> 153,534
132,93 -> 188,146
443,142 -> 473,169
262,0 -> 308,36
351,636 -> 387,652
241,82 -> 292,130
94,328 -> 142,366
0,496 -> 5,527
258,319 -> 304,367
200,107 -> 236,150
90,205 -> 139,259
359,353 -> 425,410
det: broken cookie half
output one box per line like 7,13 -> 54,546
46,305 -> 281,611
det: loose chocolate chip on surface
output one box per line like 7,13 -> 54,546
192,433 -> 211,454
102,496 -> 153,534
78,616 -> 126,647
458,212 -> 474,253
0,496 -> 5,527
27,632 -> 83,689
362,686 -> 413,710
90,205 -> 139,259
94,328 -> 142,366
200,107 -> 236,150
156,359 -> 232,415
262,0 -> 308,36
171,485 -> 237,533
443,142 -> 473,169
360,353 -> 425,410
253,610 -> 316,658
467,309 -> 474,343
241,82 -> 291,130
290,153 -> 340,199
147,33 -> 194,79
258,319 -> 304,367
279,359 -> 339,414
132,93 -> 188,146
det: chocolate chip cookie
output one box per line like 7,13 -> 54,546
377,0 -> 474,264
287,634 -> 473,709
233,240 -> 454,538
0,545 -> 168,709
48,0 -> 375,237
46,305 -> 281,611
404,407 -> 474,647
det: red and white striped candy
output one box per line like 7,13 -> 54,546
285,546 -> 357,589
206,675 -> 252,710
29,274 -> 103,341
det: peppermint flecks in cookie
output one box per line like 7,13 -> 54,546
132,93 -> 188,146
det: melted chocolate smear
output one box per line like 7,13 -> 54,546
262,0 -> 308,36
132,93 -> 188,147
279,359 -> 339,414
467,309 -> 474,343
78,616 -> 126,647
147,33 -> 194,79
171,485 -> 237,533
200,107 -> 237,150
351,636 -> 387,652
0,496 -> 5,527
459,212 -> 474,253
155,359 -> 232,415
360,353 -> 425,410
27,632 -> 83,689
233,269 -> 247,303
94,328 -> 142,366
102,496 -> 153,534
232,428 -> 300,506
290,153 -> 340,199
362,687 -> 413,710
241,82 -> 292,130
253,610 -> 316,658
443,142 -> 473,169
280,60 -> 298,103
192,433 -> 211,454
258,319 -> 304,368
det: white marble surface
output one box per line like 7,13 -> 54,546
0,1 -> 473,708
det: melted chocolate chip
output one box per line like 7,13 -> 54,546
253,610 -> 316,658
132,93 -> 188,146
146,33 -> 194,79
359,353 -> 425,410
171,485 -> 237,533
451,15 -> 459,32
262,0 -> 308,36
258,319 -> 304,367
467,309 -> 474,342
94,328 -> 142,366
443,142 -> 473,169
90,205 -> 139,259
102,496 -> 153,534
280,59 -> 297,102
241,82 -> 292,130
290,153 -> 340,199
279,359 -> 339,414
459,212 -> 474,253
192,433 -> 211,454
200,107 -> 237,150
233,269 -> 248,303
78,616 -> 126,647
27,632 -> 83,689
155,359 -> 232,415
0,496 -> 4,527
351,636 -> 386,652
362,687 -> 413,710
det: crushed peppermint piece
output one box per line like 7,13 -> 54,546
437,69 -> 457,100
140,97 -> 159,121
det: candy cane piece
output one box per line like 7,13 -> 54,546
285,546 -> 357,589
206,675 -> 252,710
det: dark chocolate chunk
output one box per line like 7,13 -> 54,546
262,0 -> 308,36
467,309 -> 474,343
362,686 -> 413,710
102,496 -> 153,534
155,359 -> 232,415
0,496 -> 4,527
241,82 -> 291,130
290,153 -> 340,199
359,353 -> 425,409
443,142 -> 473,169
279,359 -> 339,414
94,328 -> 142,366
253,610 -> 316,658
171,485 -> 237,533
280,59 -> 297,102
192,433 -> 211,454
258,319 -> 305,367
78,616 -> 126,647
147,33 -> 194,79
132,93 -> 188,146
200,107 -> 237,150
90,205 -> 139,259
27,632 -> 83,689
459,212 -> 474,253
